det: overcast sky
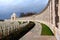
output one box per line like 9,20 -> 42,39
0,0 -> 48,19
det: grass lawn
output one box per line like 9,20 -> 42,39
41,23 -> 54,36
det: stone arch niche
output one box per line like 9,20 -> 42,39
8,0 -> 56,35
4,0 -> 60,40
17,0 -> 55,25
17,0 -> 59,28
16,0 -> 60,40
6,0 -> 57,34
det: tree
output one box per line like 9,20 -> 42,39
20,12 -> 36,17
19,12 -> 25,17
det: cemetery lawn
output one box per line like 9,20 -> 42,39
41,23 -> 54,36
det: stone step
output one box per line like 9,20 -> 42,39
36,36 -> 57,40
20,36 -> 56,40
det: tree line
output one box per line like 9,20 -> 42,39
20,12 -> 36,17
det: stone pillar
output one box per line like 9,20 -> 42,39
50,0 -> 59,27
58,0 -> 60,29
50,0 -> 55,26
49,0 -> 59,28
49,0 -> 52,24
